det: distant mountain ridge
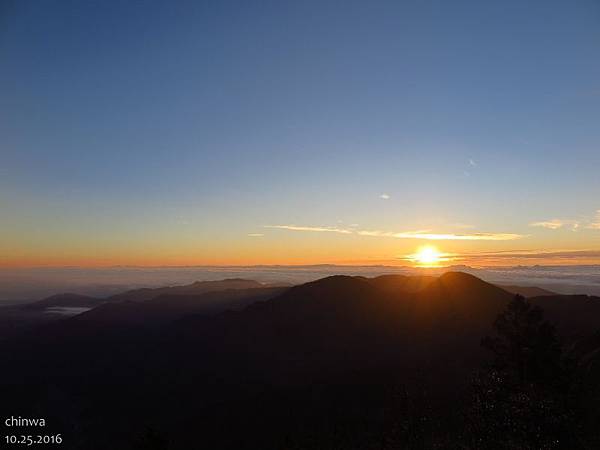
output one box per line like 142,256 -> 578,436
5,279 -> 280,338
69,286 -> 287,329
106,278 -> 264,303
15,273 -> 572,313
20,278 -> 266,310
22,293 -> 101,309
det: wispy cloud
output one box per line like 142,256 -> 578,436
468,158 -> 477,167
529,219 -> 566,230
265,225 -> 353,234
586,210 -> 600,230
247,233 -> 264,237
529,209 -> 600,231
357,230 -> 524,241
265,225 -> 523,240
379,193 -> 390,200
458,249 -> 600,261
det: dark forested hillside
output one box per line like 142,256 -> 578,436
1,273 -> 599,449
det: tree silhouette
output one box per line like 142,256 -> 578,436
465,295 -> 582,450
481,294 -> 564,388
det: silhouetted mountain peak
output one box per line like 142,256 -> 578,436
438,271 -> 484,285
369,274 -> 437,293
434,271 -> 510,298
410,272 -> 513,330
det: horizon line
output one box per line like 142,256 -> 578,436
2,262 -> 600,270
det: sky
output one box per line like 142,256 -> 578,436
1,0 -> 600,267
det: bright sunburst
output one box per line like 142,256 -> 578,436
412,245 -> 443,266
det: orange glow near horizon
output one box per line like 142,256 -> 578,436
2,243 -> 600,269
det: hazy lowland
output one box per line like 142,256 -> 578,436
2,270 -> 600,449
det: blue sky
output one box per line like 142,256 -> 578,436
1,0 -> 600,266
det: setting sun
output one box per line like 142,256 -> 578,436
413,245 -> 443,266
